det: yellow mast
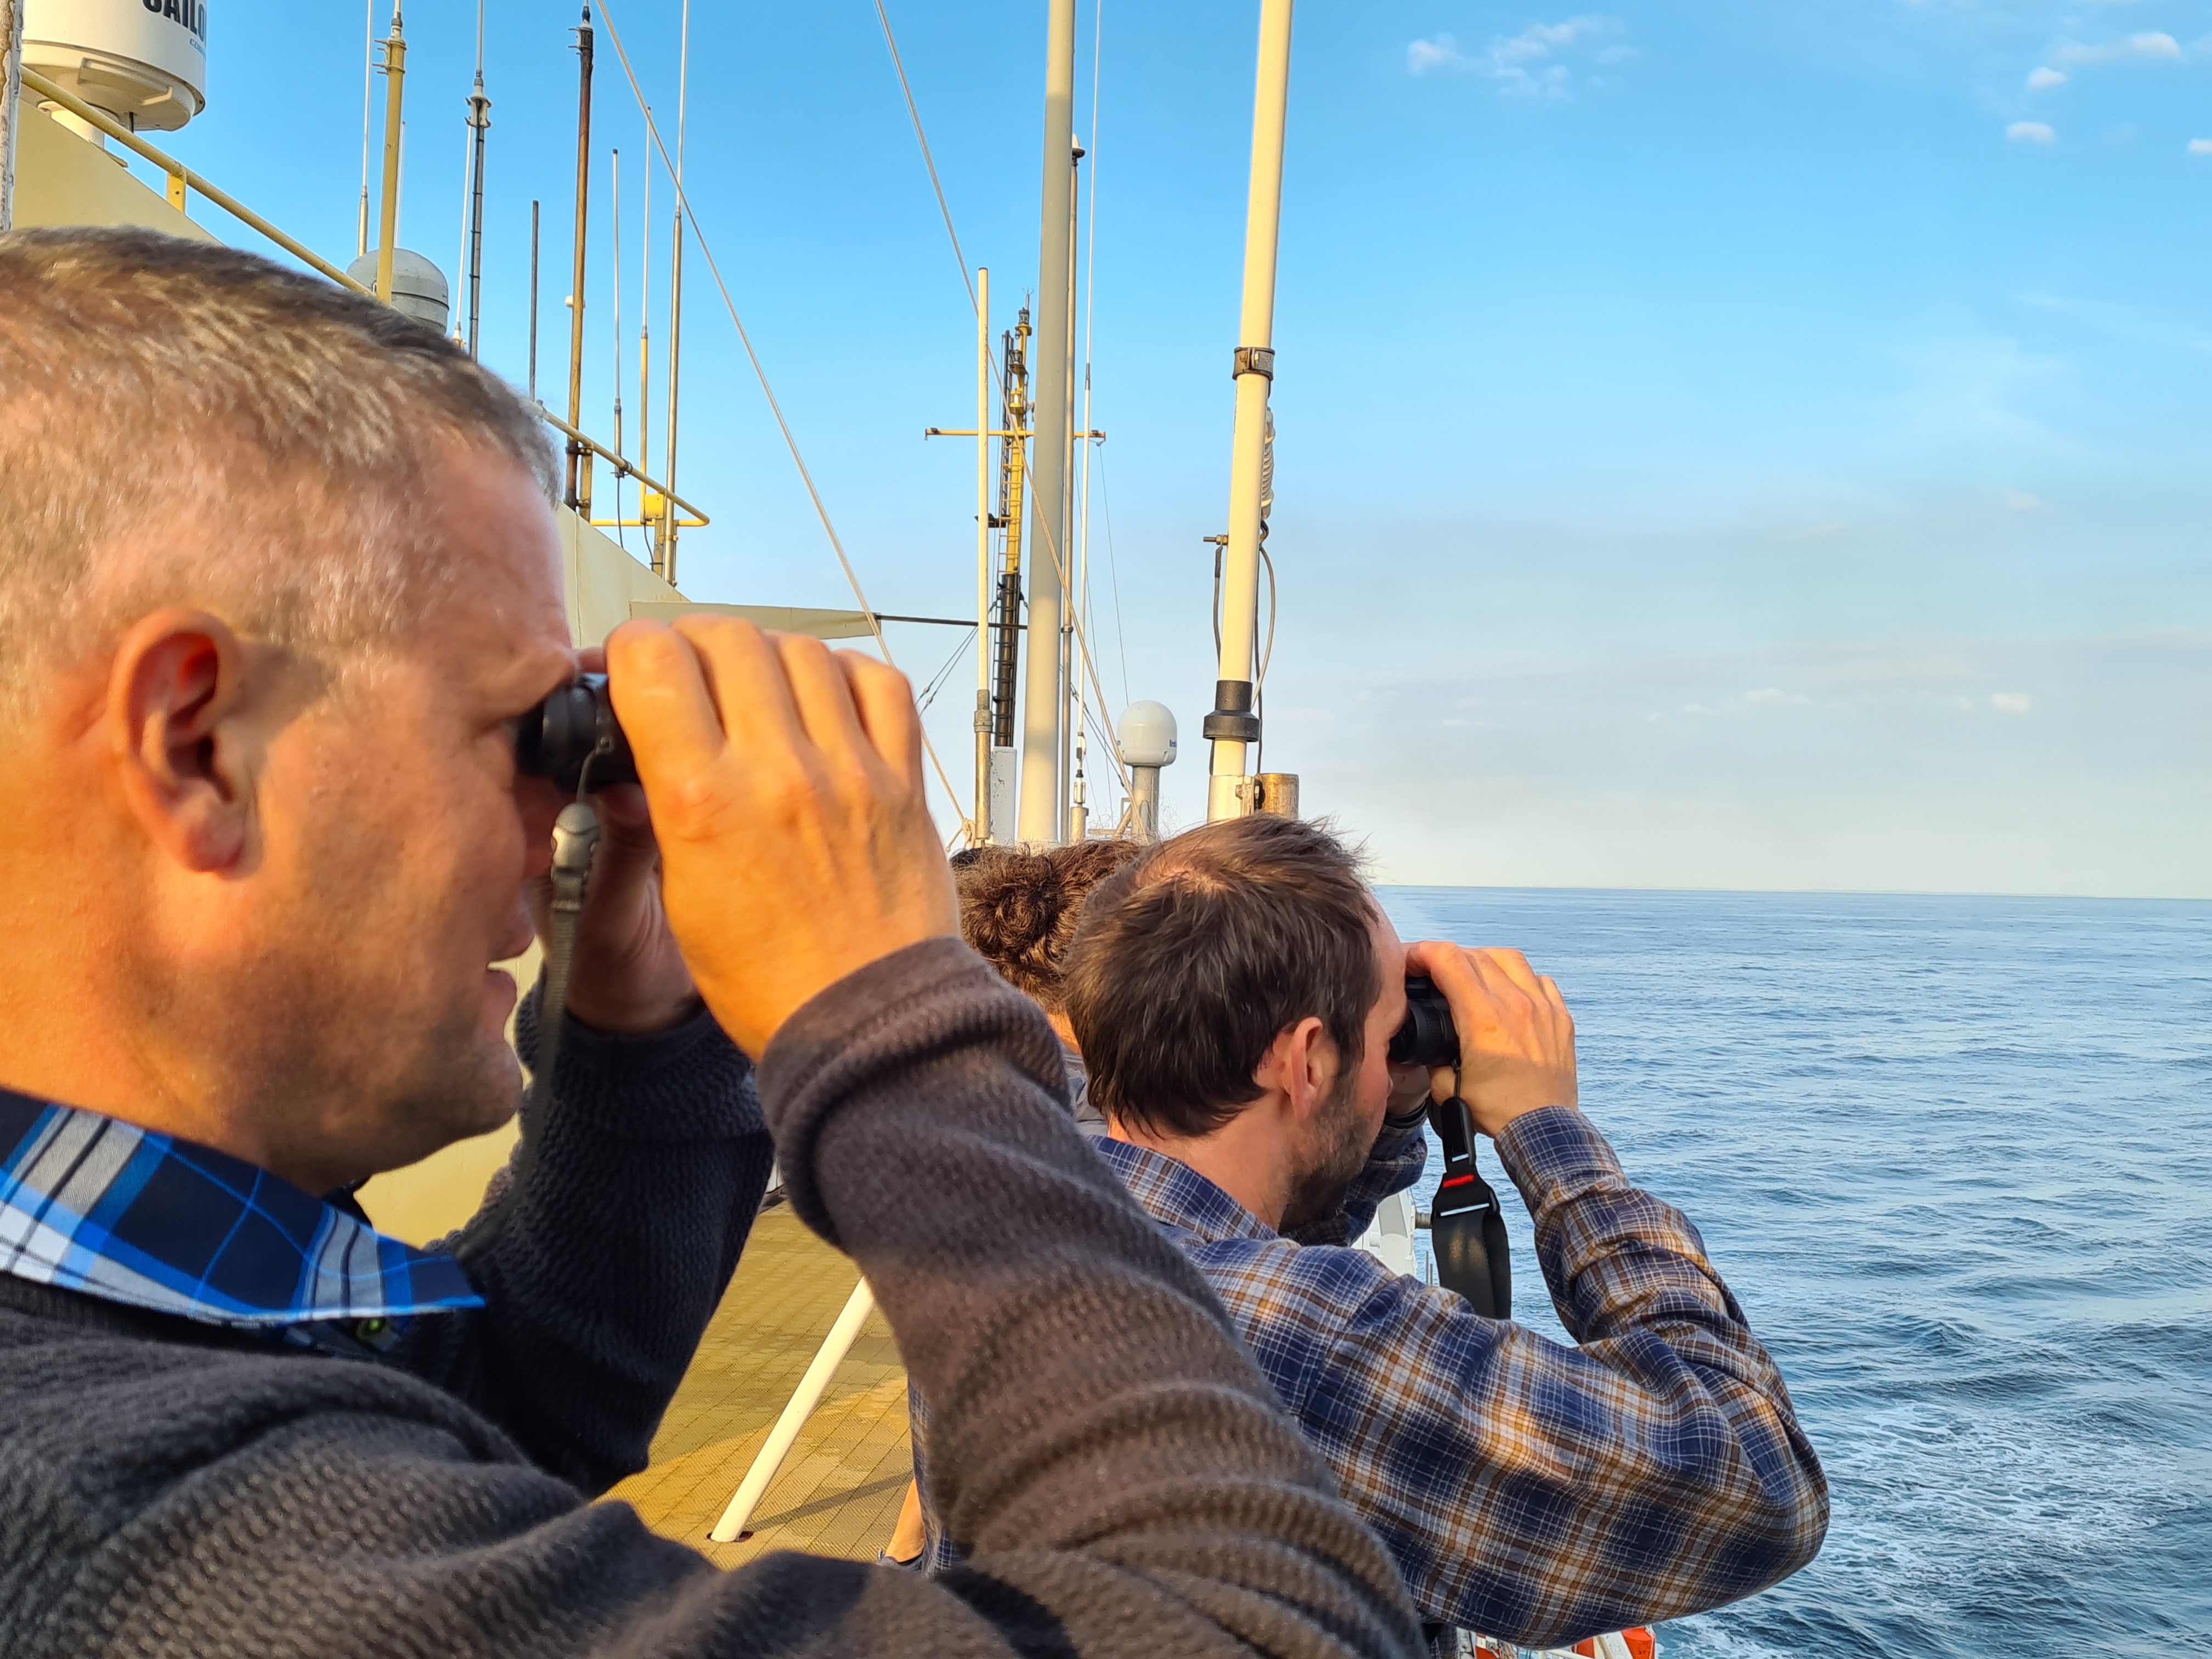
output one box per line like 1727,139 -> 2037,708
1205,0 -> 1296,821
374,4 -> 405,306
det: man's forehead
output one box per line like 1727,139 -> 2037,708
417,452 -> 571,669
1370,905 -> 1406,966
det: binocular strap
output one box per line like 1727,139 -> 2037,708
1426,1096 -> 1514,1321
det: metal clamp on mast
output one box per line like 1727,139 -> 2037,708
1206,0 -> 1296,823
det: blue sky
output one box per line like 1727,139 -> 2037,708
144,0 -> 2210,895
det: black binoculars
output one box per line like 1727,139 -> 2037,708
1389,975 -> 1458,1070
516,673 -> 638,793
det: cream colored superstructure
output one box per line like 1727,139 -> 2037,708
9,97 -> 209,236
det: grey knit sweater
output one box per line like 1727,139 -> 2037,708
0,940 -> 1421,1659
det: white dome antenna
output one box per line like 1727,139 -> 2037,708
1116,702 -> 1177,844
346,249 -> 450,335
22,0 -> 210,139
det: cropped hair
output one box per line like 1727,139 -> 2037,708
0,228 -> 556,722
1065,815 -> 1381,1141
958,839 -> 1143,1015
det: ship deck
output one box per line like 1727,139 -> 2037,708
607,1204 -> 913,1567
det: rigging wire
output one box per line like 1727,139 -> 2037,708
1093,442 -> 1131,708
590,0 -> 972,823
870,0 -> 974,314
915,626 -> 979,715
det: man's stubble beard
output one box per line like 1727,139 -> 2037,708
1279,1060 -> 1373,1234
238,931 -> 523,1189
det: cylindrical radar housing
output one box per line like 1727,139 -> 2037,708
24,0 -> 211,134
1116,701 -> 1178,770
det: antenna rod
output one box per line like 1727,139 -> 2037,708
357,0 -> 375,255
611,146 -> 624,482
974,265 -> 992,843
1061,143 -> 1082,840
565,4 -> 594,515
638,131 -> 651,563
375,4 -> 408,306
464,0 -> 490,356
1205,0 -> 1294,822
528,199 -> 541,401
662,0 -> 691,583
1019,0 -> 1078,846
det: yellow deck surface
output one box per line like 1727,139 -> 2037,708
605,1205 -> 915,1568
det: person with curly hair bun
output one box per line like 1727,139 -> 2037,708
954,840 -> 1141,1131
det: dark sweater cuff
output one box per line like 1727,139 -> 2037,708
517,983 -> 760,1143
756,936 -> 1068,1251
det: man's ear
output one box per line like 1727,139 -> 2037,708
105,608 -> 256,874
1259,1015 -> 1334,1124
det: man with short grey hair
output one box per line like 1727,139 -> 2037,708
0,228 -> 1424,1659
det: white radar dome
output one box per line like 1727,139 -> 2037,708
24,0 -> 210,134
1116,701 -> 1178,769
347,251 -> 452,336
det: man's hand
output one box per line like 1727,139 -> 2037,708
526,648 -> 702,1037
604,617 -> 958,1058
1404,943 -> 1578,1139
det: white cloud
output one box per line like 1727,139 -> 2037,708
1406,15 -> 1626,98
2050,31 -> 2183,65
2026,66 -> 2068,90
1407,35 -> 1470,75
2191,139 -> 2212,156
2008,120 -> 2057,143
1990,692 -> 2034,715
2004,490 -> 2049,512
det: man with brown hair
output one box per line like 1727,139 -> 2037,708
1060,815 -> 1830,1654
0,229 -> 1424,1659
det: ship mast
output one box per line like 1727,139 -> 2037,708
0,0 -> 23,233
564,5 -> 594,516
1019,0 -> 1079,845
1204,0 -> 1295,821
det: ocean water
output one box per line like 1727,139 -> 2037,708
1375,889 -> 2212,1659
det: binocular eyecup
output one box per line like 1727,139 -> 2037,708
1388,975 -> 1458,1070
516,673 -> 639,794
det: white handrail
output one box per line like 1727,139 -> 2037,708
707,1277 -> 877,1544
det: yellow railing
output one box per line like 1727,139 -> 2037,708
537,407 -> 710,530
21,66 -> 368,294
18,66 -> 706,530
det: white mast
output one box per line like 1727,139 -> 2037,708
1019,0 -> 1078,846
1205,0 -> 1295,821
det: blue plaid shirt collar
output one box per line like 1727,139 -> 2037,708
0,1090 -> 482,1343
1091,1135 -> 1278,1245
